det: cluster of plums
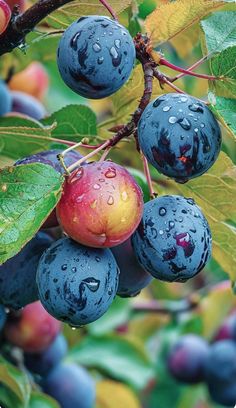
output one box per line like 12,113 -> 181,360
167,310 -> 236,406
0,301 -> 95,408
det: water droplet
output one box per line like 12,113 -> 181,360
107,195 -> 114,205
76,194 -> 85,203
108,288 -> 113,295
114,39 -> 121,48
188,113 -> 194,117
61,264 -> 67,271
71,267 -> 77,273
189,103 -> 204,113
109,31 -> 113,36
169,116 -> 178,124
69,167 -> 84,183
99,178 -> 105,182
93,42 -> 101,52
159,230 -> 164,235
93,183 -> 101,190
178,217 -> 183,222
159,207 -> 166,216
97,56 -> 104,64
82,277 -> 100,292
110,46 -> 118,59
179,109 -> 183,112
121,191 -> 128,201
193,118 -> 198,122
187,198 -> 195,205
194,128 -> 199,132
169,221 -> 175,229
95,256 -> 101,262
90,200 -> 97,209
105,168 -> 116,178
163,106 -> 171,112
178,118 -> 191,130
200,123 -> 205,128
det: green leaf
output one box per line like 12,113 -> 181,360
0,356 -> 31,406
209,94 -> 236,138
201,11 -> 236,54
43,0 -> 132,29
209,46 -> 236,98
0,116 -> 53,160
67,335 -> 154,389
42,105 -> 98,143
29,392 -> 60,408
0,163 -> 63,265
88,297 -> 131,336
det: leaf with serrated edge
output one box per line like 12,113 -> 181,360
201,11 -> 236,54
0,116 -> 54,160
0,356 -> 31,405
0,163 -> 63,265
209,46 -> 236,98
145,0 -> 225,47
42,105 -> 98,143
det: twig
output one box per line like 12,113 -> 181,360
171,55 -> 211,82
159,57 -> 218,81
99,0 -> 118,20
67,140 -> 110,172
141,152 -> 156,199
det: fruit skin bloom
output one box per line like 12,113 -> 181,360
57,161 -> 144,248
57,15 -> 136,99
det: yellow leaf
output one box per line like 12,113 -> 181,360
200,281 -> 236,339
96,380 -> 141,408
170,24 -> 200,58
145,0 -> 224,47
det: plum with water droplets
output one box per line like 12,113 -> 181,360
138,93 -> 222,182
131,195 -> 212,282
36,237 -> 120,326
56,161 -> 144,248
57,16 -> 136,99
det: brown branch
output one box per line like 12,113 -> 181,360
0,0 -> 75,55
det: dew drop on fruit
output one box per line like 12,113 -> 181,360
93,42 -> 101,52
159,230 -> 164,235
194,128 -> 199,132
200,123 -> 205,128
95,256 -> 101,262
107,195 -> 114,205
180,96 -> 188,102
163,106 -> 171,112
159,207 -> 166,216
178,118 -> 191,130
189,104 -> 204,113
115,39 -> 121,48
105,168 -> 116,178
169,221 -> 175,229
61,264 -> 67,271
82,278 -> 100,292
71,267 -> 77,273
93,183 -> 101,190
169,116 -> 178,124
97,57 -> 104,64
121,191 -> 128,201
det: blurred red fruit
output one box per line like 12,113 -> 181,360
9,62 -> 49,100
0,0 -> 11,34
4,301 -> 61,353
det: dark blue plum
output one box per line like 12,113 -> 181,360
24,333 -> 68,376
42,362 -> 96,408
111,238 -> 153,297
0,233 -> 53,310
36,237 -> 120,326
138,93 -> 222,182
208,380 -> 236,407
57,16 -> 136,99
11,91 -> 46,120
204,340 -> 236,384
15,149 -> 83,175
0,304 -> 6,330
0,80 -> 12,116
167,334 -> 209,383
131,195 -> 212,282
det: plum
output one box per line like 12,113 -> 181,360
0,79 -> 12,116
11,91 -> 46,120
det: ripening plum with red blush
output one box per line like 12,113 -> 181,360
4,301 -> 61,353
57,161 -> 144,248
9,62 -> 49,100
0,0 -> 11,34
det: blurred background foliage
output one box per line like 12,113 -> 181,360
0,0 -> 236,407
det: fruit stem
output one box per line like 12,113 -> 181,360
67,140 -> 110,172
159,57 -> 218,81
60,142 -> 82,157
153,69 -> 185,94
141,152 -> 156,199
99,0 -> 118,20
171,54 -> 211,82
